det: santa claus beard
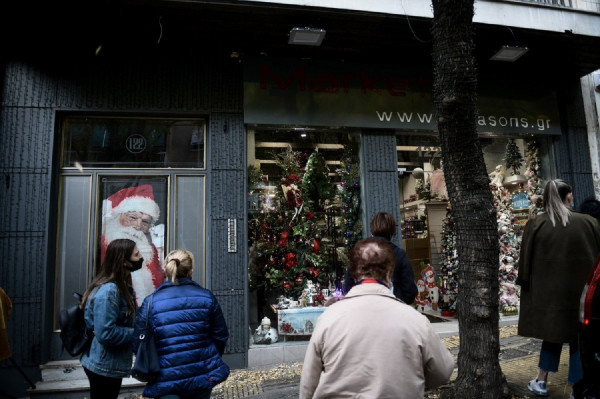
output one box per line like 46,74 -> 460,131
103,215 -> 160,306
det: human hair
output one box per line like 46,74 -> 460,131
81,238 -> 136,315
579,197 -> 600,222
164,248 -> 194,285
543,179 -> 572,227
348,238 -> 395,283
370,212 -> 397,240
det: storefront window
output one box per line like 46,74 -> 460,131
397,133 -> 552,318
61,116 -> 205,168
247,128 -> 361,344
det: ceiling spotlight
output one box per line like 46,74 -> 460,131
490,45 -> 528,62
288,27 -> 326,46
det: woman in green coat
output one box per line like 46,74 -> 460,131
517,179 -> 600,397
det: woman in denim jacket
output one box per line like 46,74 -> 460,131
80,238 -> 141,399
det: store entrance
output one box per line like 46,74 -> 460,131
51,172 -> 206,359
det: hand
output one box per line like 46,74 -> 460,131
150,224 -> 165,248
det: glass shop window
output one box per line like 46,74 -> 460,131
61,116 -> 206,169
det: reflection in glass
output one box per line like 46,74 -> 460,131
61,116 -> 205,168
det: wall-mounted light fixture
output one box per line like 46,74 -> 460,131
288,27 -> 326,46
490,45 -> 528,62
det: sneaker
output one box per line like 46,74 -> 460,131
528,379 -> 548,396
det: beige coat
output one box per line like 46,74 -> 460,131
300,283 -> 455,399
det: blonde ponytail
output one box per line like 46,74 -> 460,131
164,249 -> 194,285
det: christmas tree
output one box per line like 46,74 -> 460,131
302,150 -> 334,211
335,142 -> 363,291
492,185 -> 521,315
438,207 -> 458,314
248,147 -> 334,301
336,142 -> 362,250
504,139 -> 524,175
524,139 -> 544,217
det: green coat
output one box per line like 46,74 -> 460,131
517,211 -> 600,343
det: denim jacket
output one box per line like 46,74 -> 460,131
80,282 -> 135,378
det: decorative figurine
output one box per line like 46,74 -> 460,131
422,265 -> 439,311
253,317 -> 278,345
489,165 -> 505,188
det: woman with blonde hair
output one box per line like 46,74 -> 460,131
517,179 -> 600,397
132,249 -> 230,399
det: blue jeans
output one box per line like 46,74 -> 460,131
538,340 -> 583,385
160,390 -> 212,399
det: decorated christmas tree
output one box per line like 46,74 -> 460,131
334,142 -> 363,293
524,139 -> 544,217
302,150 -> 334,211
492,185 -> 521,315
336,142 -> 362,250
248,148 -> 334,302
504,139 -> 524,176
438,206 -> 458,314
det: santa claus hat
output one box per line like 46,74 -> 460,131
422,265 -> 434,275
106,184 -> 160,221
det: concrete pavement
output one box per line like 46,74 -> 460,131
212,316 -> 574,399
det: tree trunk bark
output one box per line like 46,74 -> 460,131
431,1 -> 510,398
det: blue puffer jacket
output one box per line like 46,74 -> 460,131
132,278 -> 230,398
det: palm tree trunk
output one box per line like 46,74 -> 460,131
432,1 -> 509,397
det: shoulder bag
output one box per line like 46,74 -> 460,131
131,294 -> 160,382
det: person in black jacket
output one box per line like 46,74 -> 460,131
343,212 -> 418,304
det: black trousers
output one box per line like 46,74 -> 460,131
83,367 -> 123,399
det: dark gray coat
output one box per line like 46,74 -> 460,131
517,211 -> 600,343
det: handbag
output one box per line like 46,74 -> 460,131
131,294 -> 160,382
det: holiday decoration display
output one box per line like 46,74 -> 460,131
489,165 -> 505,188
421,264 -> 440,311
253,317 -> 279,345
415,279 -> 428,311
504,139 -> 524,176
336,142 -> 362,265
492,185 -> 523,314
438,207 -> 458,315
524,139 -> 544,217
248,147 -> 334,301
302,150 -> 334,211
415,177 -> 431,200
430,167 -> 448,199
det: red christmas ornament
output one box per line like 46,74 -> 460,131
289,174 -> 300,182
306,211 -> 315,220
285,253 -> 297,268
311,240 -> 321,254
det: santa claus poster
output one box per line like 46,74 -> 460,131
98,177 -> 167,306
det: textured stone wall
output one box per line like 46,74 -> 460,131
0,56 -> 247,370
553,77 -> 596,206
360,133 -> 403,247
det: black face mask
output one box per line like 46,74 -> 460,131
127,258 -> 144,272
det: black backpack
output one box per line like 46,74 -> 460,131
59,290 -> 96,357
